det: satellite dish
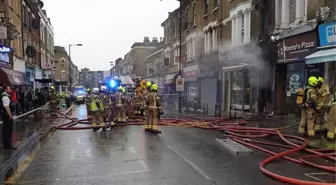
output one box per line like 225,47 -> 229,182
25,46 -> 36,58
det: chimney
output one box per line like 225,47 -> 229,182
152,37 -> 158,43
144,36 -> 150,43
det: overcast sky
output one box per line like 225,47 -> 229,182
43,0 -> 179,71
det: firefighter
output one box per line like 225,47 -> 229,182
134,88 -> 142,116
90,87 -> 104,130
116,86 -> 126,123
49,86 -> 58,116
315,77 -> 328,132
146,84 -> 162,133
298,76 -> 320,137
143,81 -> 152,130
85,88 -> 92,118
326,97 -> 336,140
100,85 -> 114,127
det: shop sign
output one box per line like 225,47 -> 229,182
35,69 -> 43,80
176,76 -> 184,92
318,22 -> 336,47
0,53 -> 10,64
0,45 -> 12,53
182,65 -> 199,77
277,31 -> 317,64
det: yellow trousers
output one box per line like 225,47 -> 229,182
299,109 -> 315,136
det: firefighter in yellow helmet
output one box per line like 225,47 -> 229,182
326,95 -> 336,140
90,87 -> 104,130
49,86 -> 58,116
115,86 -> 126,123
298,76 -> 320,137
315,77 -> 329,132
143,81 -> 152,129
145,84 -> 162,133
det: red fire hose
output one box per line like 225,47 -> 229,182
48,108 -> 335,185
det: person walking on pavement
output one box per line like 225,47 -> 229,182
298,76 -> 321,137
49,86 -> 58,116
2,85 -> 16,149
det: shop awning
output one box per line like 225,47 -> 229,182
305,48 -> 336,64
120,75 -> 134,85
222,63 -> 248,72
0,67 -> 25,86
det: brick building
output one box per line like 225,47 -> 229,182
272,0 -> 336,115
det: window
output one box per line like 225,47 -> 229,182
204,0 -> 209,15
192,5 -> 196,25
184,8 -> 189,30
241,14 -> 244,44
215,0 -> 220,7
289,0 -> 296,24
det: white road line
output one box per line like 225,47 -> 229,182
85,148 -> 93,158
139,160 -> 150,171
166,145 -> 211,180
107,169 -> 150,176
70,149 -> 75,160
304,173 -> 328,183
129,147 -> 137,154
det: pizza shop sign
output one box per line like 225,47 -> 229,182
277,31 -> 317,64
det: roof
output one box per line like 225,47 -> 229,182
161,8 -> 179,27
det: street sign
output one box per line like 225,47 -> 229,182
176,76 -> 184,92
0,26 -> 7,39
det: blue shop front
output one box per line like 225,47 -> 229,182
306,21 -> 336,92
0,45 -> 25,86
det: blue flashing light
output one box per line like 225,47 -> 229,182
108,79 -> 117,89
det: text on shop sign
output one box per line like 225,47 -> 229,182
284,41 -> 315,52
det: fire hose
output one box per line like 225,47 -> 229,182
48,108 -> 335,185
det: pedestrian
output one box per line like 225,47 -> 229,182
11,86 -> 18,116
1,84 -> 16,149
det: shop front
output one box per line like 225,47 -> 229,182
34,68 -> 43,89
164,73 -> 178,94
275,31 -> 318,115
220,43 -> 266,113
198,52 -> 221,115
182,64 -> 199,108
25,67 -> 35,87
306,22 -> 336,94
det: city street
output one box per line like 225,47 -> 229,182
1,105 -> 332,185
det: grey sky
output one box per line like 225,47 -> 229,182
43,0 -> 179,71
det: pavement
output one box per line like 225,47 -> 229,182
0,104 -> 333,185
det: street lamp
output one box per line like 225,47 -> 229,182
68,44 -> 83,92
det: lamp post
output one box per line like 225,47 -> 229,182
68,44 -> 83,92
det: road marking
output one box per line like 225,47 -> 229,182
70,149 -> 76,160
166,145 -> 211,180
107,169 -> 150,176
86,148 -> 93,158
129,147 -> 137,154
139,160 -> 150,171
304,173 -> 328,182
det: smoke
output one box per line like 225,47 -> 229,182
218,40 -> 272,89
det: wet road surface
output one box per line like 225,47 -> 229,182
9,105 -> 335,185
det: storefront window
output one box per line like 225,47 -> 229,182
231,70 -> 251,111
286,63 -> 305,114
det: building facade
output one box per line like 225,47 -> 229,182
39,8 -> 54,81
54,46 -> 70,92
22,0 -> 42,88
79,69 -> 109,89
144,42 -> 164,90
272,0 -> 336,115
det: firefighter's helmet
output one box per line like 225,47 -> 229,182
318,77 -> 324,84
146,81 -> 152,88
92,87 -> 99,94
100,85 -> 107,92
151,84 -> 158,91
308,76 -> 319,87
